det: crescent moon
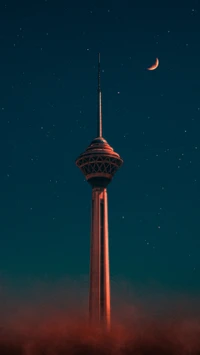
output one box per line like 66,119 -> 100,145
147,58 -> 159,71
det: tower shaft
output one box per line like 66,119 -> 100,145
89,187 -> 111,330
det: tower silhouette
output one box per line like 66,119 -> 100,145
76,54 -> 123,330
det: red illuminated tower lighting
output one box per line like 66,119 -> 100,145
75,54 -> 123,330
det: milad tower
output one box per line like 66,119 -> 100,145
76,54 -> 123,330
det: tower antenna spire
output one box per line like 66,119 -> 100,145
97,53 -> 102,137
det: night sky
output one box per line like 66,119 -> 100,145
0,0 -> 200,303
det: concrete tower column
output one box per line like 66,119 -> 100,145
102,188 -> 111,329
89,187 -> 111,330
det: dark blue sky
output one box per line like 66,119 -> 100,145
0,0 -> 200,298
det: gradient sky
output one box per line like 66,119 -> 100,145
0,0 -> 200,299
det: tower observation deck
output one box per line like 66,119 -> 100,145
75,54 -> 123,330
